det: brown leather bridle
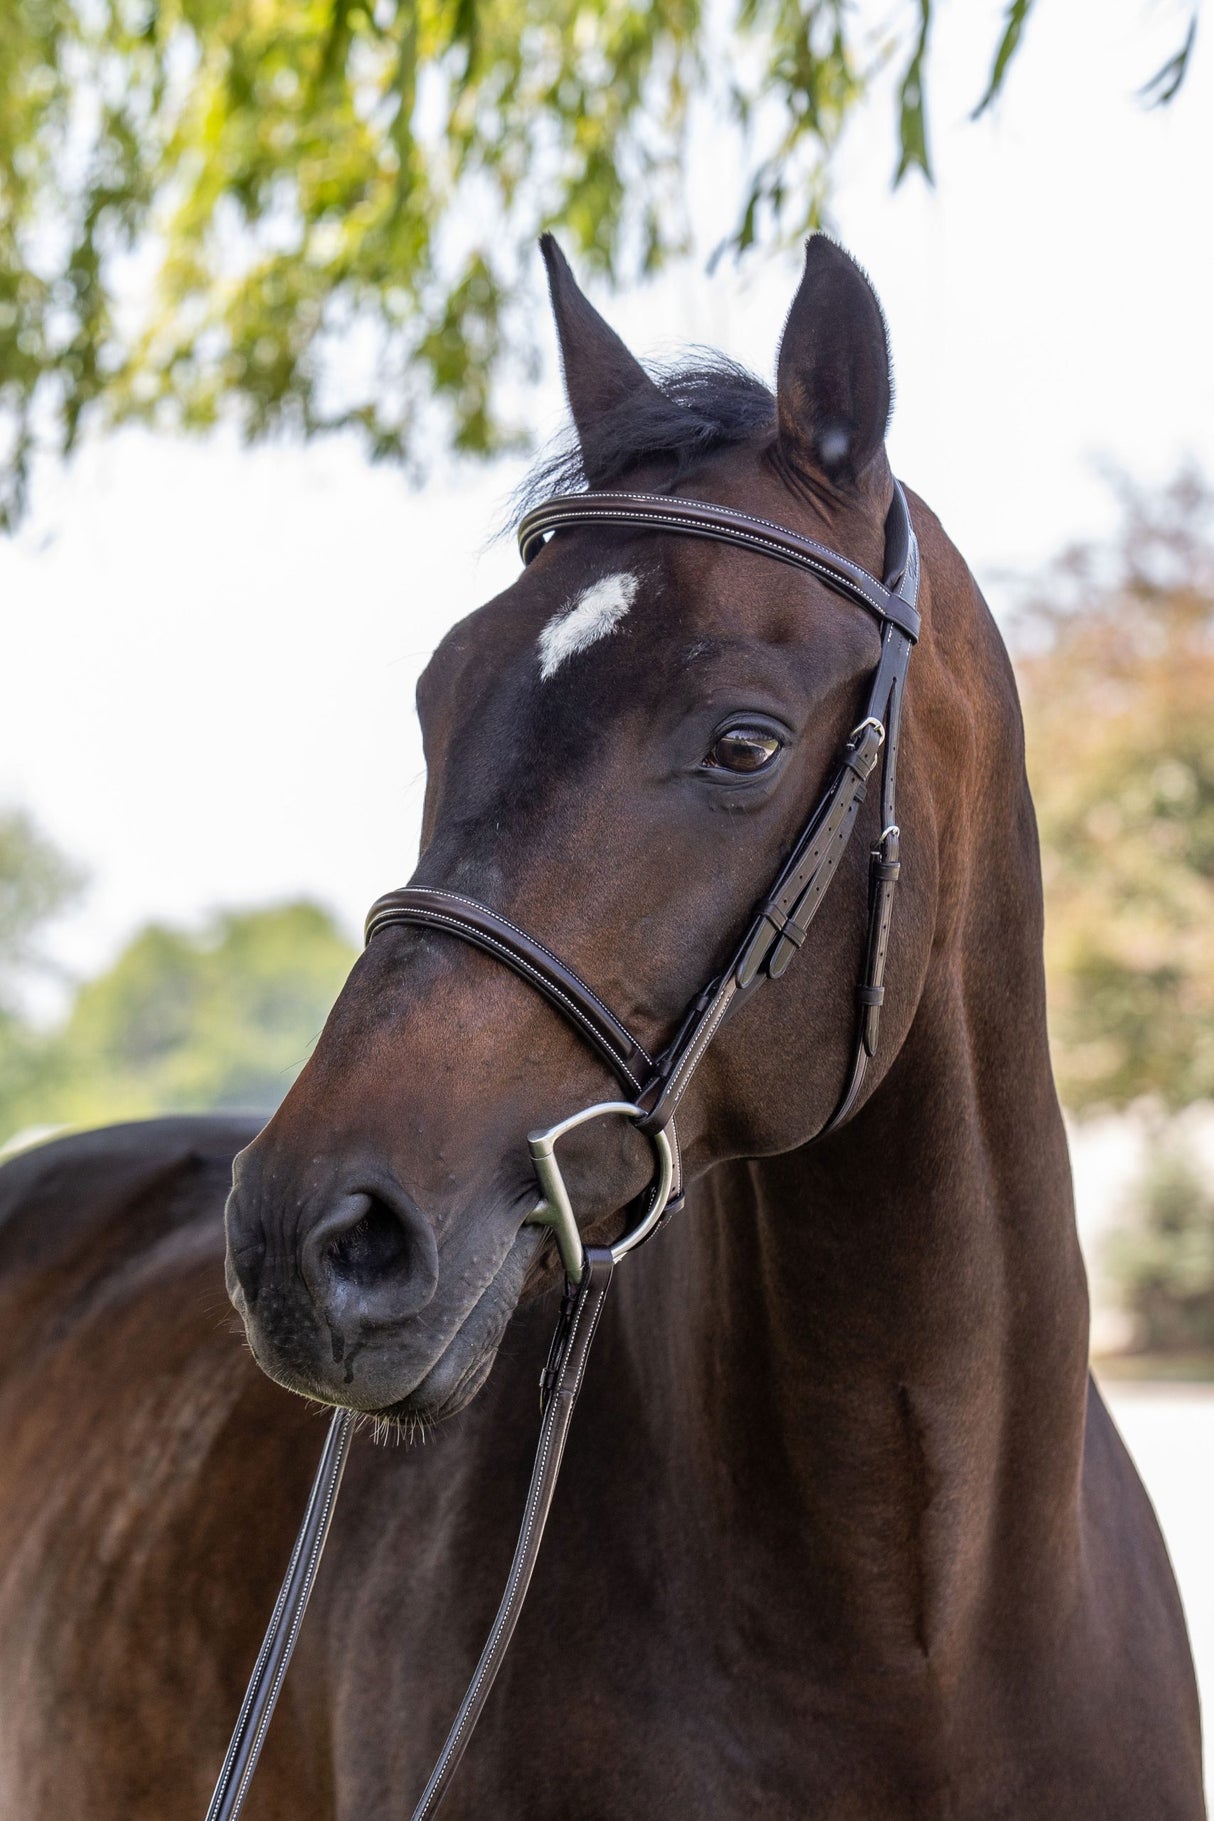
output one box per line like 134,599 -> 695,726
367,482 -> 920,1202
206,481 -> 921,1821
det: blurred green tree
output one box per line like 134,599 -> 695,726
0,900 -> 356,1147
0,810 -> 83,1131
0,808 -> 83,1007
1015,468 -> 1214,1113
1107,1136 -> 1214,1354
0,0 -> 1196,527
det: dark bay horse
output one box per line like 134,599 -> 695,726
0,237 -> 1204,1818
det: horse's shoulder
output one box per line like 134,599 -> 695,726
0,1113 -> 262,1280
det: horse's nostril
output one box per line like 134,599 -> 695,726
302,1187 -> 440,1328
325,1196 -> 412,1286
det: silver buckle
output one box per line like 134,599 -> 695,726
525,1102 -> 675,1284
849,715 -> 886,748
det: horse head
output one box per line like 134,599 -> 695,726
224,236 -> 944,1420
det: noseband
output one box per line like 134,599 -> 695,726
207,482 -> 921,1821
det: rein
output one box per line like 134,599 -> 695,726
206,481 -> 921,1820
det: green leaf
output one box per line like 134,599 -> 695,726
972,0 -> 1035,120
1139,11 -> 1198,108
894,0 -> 933,185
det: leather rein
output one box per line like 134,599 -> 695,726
205,482 -> 921,1821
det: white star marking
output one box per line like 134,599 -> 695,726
537,572 -> 638,681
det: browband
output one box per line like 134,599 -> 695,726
517,488 -> 921,644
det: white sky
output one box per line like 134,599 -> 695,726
2,0 -> 1212,993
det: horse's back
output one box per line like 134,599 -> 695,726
0,1117 -> 326,1818
0,1109 -> 258,1262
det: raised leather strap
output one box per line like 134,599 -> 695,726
518,490 -> 922,645
633,715 -> 885,1136
739,716 -> 885,987
205,1407 -> 355,1821
365,888 -> 654,1095
410,1248 -> 614,1819
817,527 -> 918,1135
859,829 -> 901,1059
364,888 -> 685,1207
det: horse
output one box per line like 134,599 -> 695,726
0,235 -> 1204,1819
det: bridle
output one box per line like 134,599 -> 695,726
206,479 -> 921,1821
366,482 -> 919,1250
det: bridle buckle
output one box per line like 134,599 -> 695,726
850,715 -> 886,745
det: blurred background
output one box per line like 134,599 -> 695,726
1,0 -> 1210,1782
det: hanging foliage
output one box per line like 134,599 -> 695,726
5,0 -> 1193,525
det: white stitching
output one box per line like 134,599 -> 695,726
413,1269 -> 610,1818
227,1416 -> 352,1815
372,907 -> 645,1093
524,505 -> 890,619
524,491 -> 882,583
392,890 -> 653,1065
518,497 -> 910,624
663,978 -> 737,1113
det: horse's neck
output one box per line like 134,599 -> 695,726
628,918 -> 1089,1670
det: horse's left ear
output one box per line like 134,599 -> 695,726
776,236 -> 892,494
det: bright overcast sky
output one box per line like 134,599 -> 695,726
3,0 -> 1211,996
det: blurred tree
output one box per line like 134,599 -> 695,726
0,900 -> 356,1146
1107,1135 -> 1214,1354
0,0 -> 1197,527
0,808 -> 83,1009
0,808 -> 82,1142
1015,468 -> 1214,1112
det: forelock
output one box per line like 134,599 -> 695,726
511,352 -> 776,520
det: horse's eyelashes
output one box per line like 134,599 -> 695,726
704,726 -> 783,773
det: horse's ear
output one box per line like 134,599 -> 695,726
776,236 -> 892,493
541,234 -> 664,467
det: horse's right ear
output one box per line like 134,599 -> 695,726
776,236 -> 892,495
541,235 -> 664,471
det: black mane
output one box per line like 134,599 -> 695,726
513,353 -> 776,518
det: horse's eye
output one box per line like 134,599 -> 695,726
704,727 -> 783,773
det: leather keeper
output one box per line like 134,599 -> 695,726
734,920 -> 778,990
842,746 -> 878,784
758,900 -> 793,936
769,915 -> 811,954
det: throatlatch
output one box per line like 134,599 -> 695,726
205,479 -> 920,1821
